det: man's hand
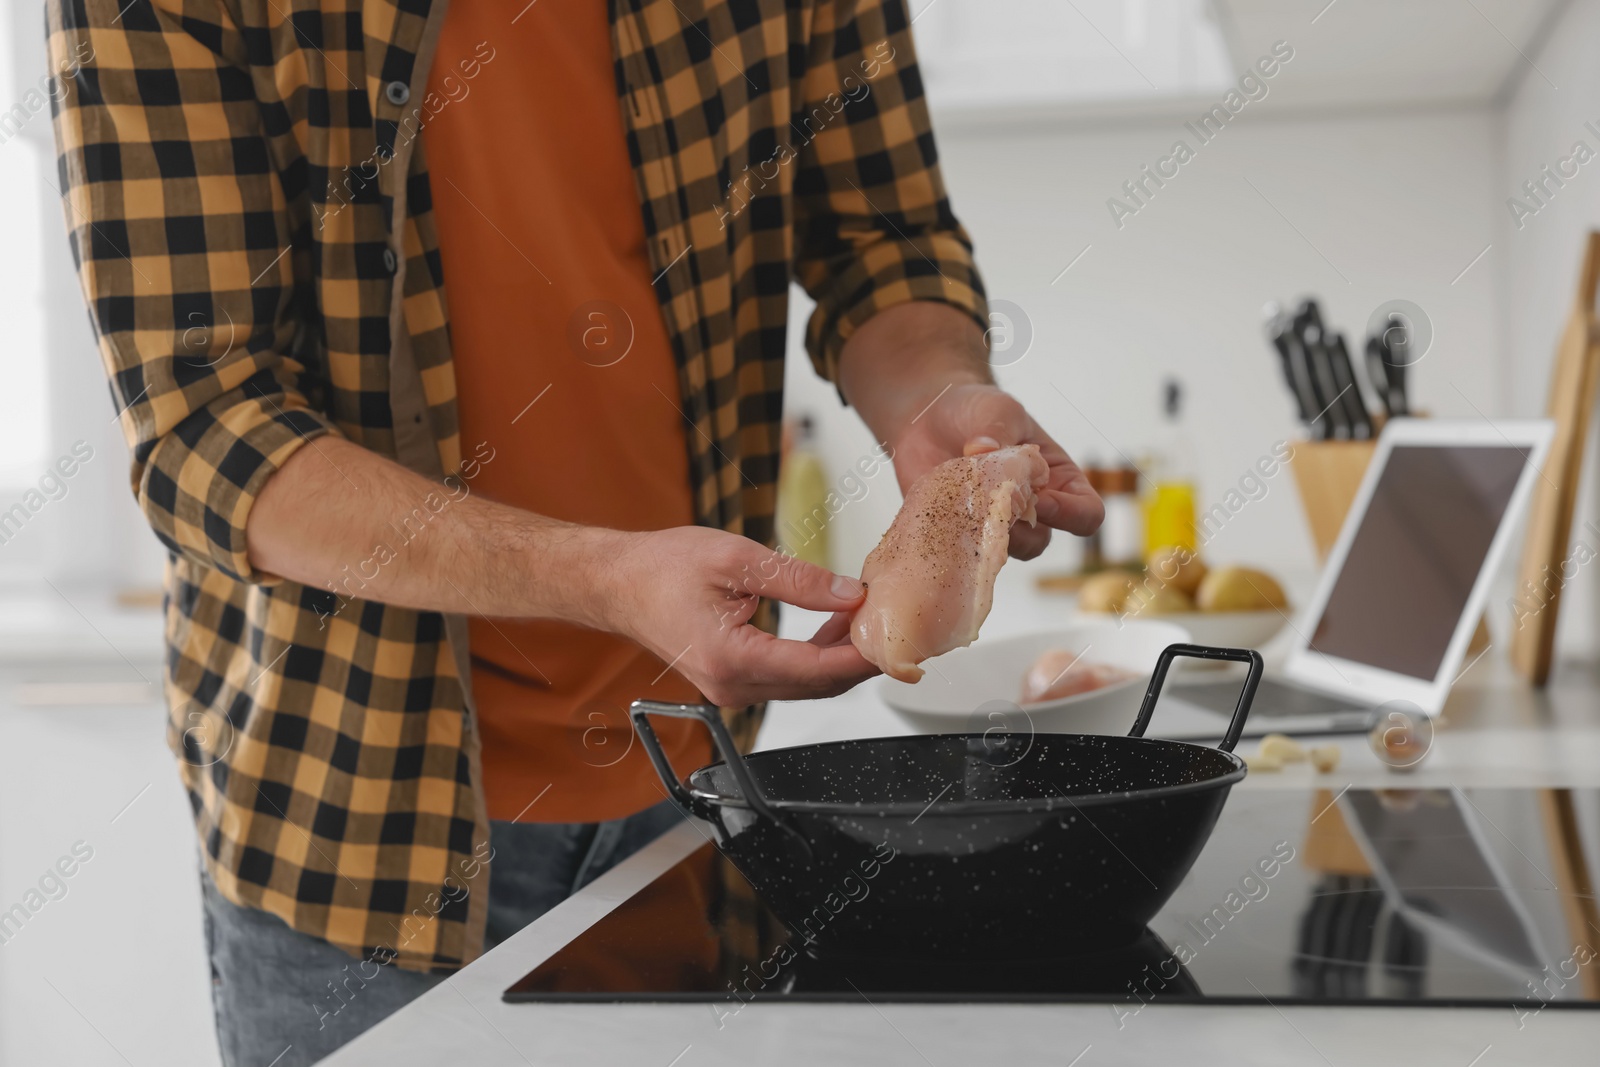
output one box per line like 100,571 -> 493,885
603,527 -> 879,707
890,382 -> 1104,559
249,440 -> 878,707
837,301 -> 1104,561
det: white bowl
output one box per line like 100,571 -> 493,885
1164,609 -> 1289,652
879,619 -> 1192,737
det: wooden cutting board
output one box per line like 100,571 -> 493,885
1509,232 -> 1600,685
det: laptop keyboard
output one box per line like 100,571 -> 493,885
1171,676 -> 1375,725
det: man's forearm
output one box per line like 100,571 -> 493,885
836,301 -> 992,447
247,436 -> 626,627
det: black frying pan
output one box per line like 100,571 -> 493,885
633,643 -> 1262,961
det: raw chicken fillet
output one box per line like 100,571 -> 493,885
851,444 -> 1049,683
1020,650 -> 1136,705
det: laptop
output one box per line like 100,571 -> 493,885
1163,417 -> 1554,738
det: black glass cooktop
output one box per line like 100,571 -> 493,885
506,788 -> 1600,1012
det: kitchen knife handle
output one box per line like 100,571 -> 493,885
1379,314 -> 1413,416
1364,336 -> 1393,417
1328,332 -> 1373,439
1309,346 -> 1350,439
1386,361 -> 1410,416
1296,317 -> 1345,439
1269,332 -> 1314,424
1128,644 -> 1264,753
1286,331 -> 1331,440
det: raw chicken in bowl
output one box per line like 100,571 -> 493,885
879,619 -> 1192,736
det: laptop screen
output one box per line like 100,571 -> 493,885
1309,444 -> 1531,680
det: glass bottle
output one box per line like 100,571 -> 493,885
775,415 -> 832,570
1143,378 -> 1198,557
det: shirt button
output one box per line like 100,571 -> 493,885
385,81 -> 410,106
383,248 -> 398,273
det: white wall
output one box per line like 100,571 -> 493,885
1,3 -> 166,594
18,0 -> 1594,652
1502,0 -> 1600,658
787,104 -> 1506,582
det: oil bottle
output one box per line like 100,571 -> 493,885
776,415 -> 832,569
1143,378 -> 1198,557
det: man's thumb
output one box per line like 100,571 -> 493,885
758,553 -> 864,612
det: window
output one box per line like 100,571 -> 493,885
911,0 -> 1232,111
0,9 -> 157,590
0,12 -> 50,489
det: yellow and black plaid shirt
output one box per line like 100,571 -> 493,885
47,0 -> 986,971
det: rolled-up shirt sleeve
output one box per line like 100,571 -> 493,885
791,0 -> 989,386
48,0 -> 338,582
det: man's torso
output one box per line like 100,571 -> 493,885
47,0 -> 982,969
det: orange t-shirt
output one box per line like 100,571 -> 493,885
424,1 -> 709,823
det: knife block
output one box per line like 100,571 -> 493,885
1288,439 -> 1376,560
1289,435 -> 1490,658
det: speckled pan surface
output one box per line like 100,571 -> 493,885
693,732 -> 1243,812
689,733 -> 1244,960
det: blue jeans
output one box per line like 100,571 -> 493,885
201,801 -> 683,1066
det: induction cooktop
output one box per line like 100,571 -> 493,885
506,787 -> 1600,1012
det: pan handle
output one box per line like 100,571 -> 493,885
629,701 -> 784,825
1127,643 -> 1264,753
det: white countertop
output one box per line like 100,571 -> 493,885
326,570 -> 1600,1066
